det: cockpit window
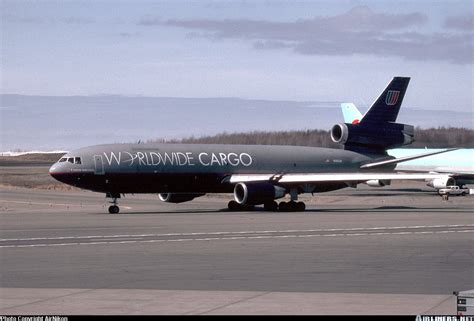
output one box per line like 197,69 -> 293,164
58,156 -> 81,164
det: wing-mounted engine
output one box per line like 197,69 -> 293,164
234,182 -> 286,205
365,179 -> 391,187
331,122 -> 414,152
426,176 -> 456,189
158,193 -> 205,203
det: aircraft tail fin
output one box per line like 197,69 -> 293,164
341,103 -> 363,124
360,77 -> 410,124
331,77 -> 413,155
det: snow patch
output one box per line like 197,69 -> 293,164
0,151 -> 68,157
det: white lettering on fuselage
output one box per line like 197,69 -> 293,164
103,151 -> 121,166
103,151 -> 253,167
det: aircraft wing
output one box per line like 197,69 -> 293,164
360,148 -> 458,169
437,171 -> 474,178
229,172 -> 447,184
229,148 -> 458,185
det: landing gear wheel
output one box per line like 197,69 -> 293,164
106,193 -> 121,214
263,201 -> 278,211
228,200 -> 255,211
279,201 -> 288,212
441,194 -> 449,201
296,201 -> 306,211
228,200 -> 240,211
278,201 -> 306,212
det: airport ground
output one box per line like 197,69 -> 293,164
0,165 -> 473,314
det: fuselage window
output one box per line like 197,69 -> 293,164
59,157 -> 67,163
74,157 -> 82,164
68,157 -> 74,163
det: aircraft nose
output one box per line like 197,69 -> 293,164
49,164 -> 60,178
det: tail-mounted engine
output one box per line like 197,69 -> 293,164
331,122 -> 414,152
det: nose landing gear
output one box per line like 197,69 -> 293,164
108,204 -> 120,214
106,192 -> 121,214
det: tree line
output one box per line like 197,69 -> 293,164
150,127 -> 474,148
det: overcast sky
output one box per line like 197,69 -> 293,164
2,0 -> 473,111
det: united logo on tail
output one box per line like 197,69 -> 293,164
385,90 -> 400,106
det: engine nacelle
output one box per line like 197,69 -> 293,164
331,123 -> 350,144
158,193 -> 205,203
234,182 -> 286,205
365,179 -> 391,187
426,176 -> 456,189
330,122 -> 414,150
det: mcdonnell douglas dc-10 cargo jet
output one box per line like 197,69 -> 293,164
50,77 -> 453,213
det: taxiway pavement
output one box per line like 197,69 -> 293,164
1,184 -> 472,314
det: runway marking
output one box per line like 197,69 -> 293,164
1,230 -> 473,248
0,200 -> 132,210
98,237 -> 144,241
0,225 -> 473,248
0,200 -> 89,207
1,224 -> 472,242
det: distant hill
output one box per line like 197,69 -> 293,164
2,94 -> 472,151
0,153 -> 66,166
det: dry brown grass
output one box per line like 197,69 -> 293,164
0,166 -> 80,191
0,153 -> 65,166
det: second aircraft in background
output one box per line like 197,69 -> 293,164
341,102 -> 474,189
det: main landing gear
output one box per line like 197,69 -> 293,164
278,187 -> 306,212
264,201 -> 278,211
264,200 -> 306,212
228,188 -> 307,212
227,200 -> 255,211
227,200 -> 306,212
278,201 -> 306,212
106,192 -> 120,214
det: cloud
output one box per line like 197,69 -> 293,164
139,6 -> 472,64
444,14 -> 474,30
138,15 -> 162,26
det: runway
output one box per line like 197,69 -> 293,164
1,224 -> 473,248
1,184 -> 473,314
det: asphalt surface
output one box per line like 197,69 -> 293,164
0,184 -> 473,314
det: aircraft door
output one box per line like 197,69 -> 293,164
93,155 -> 105,175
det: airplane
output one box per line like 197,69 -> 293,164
49,77 -> 454,214
341,102 -> 474,189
